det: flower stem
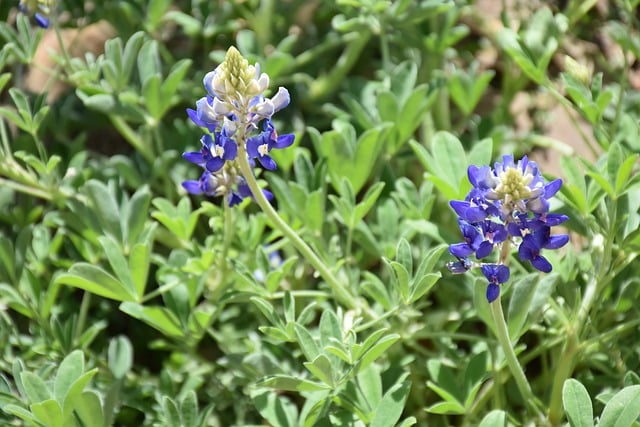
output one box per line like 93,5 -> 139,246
490,296 -> 545,421
109,115 -> 155,164
236,154 -> 372,318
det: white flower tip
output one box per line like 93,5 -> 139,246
254,99 -> 275,117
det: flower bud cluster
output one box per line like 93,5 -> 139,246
447,155 -> 569,302
182,47 -> 294,205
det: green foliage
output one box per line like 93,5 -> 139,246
0,1 -> 639,426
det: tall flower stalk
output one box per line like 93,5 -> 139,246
183,47 -> 366,314
447,155 -> 569,420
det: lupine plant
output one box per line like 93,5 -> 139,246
1,1 -> 640,427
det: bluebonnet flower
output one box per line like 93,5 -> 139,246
183,47 -> 294,205
182,166 -> 273,207
18,0 -> 53,28
447,155 -> 569,302
246,119 -> 295,170
481,264 -> 510,303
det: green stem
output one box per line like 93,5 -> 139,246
209,203 -> 234,302
0,176 -> 53,200
236,153 -> 372,318
548,202 -> 616,423
490,296 -> 544,420
109,115 -> 155,164
309,30 -> 372,101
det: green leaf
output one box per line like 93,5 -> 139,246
478,410 -> 507,427
429,131 -> 467,198
468,138 -> 493,170
164,11 -> 202,36
497,28 -> 544,84
258,375 -> 331,392
72,391 -> 104,427
119,302 -> 184,338
395,238 -> 413,276
108,336 -> 133,380
319,310 -> 342,348
54,350 -> 84,402
252,389 -> 298,427
615,154 -> 638,195
563,379 -> 594,427
85,181 -> 122,241
137,40 -> 160,86
370,381 -> 411,427
356,333 -> 400,374
61,369 -> 99,421
598,385 -> 640,427
181,391 -> 198,427
99,236 -> 135,293
162,396 -> 182,427
31,399 -> 64,427
560,156 -> 588,213
303,355 -> 335,387
78,93 -> 117,114
362,272 -> 393,309
408,272 -> 441,304
129,243 -> 150,299
507,274 -> 539,340
21,372 -> 51,403
283,291 -> 295,324
357,364 -> 382,410
354,182 -> 386,223
294,323 -> 320,362
425,400 -> 465,415
389,261 -> 411,303
55,263 -> 136,302
143,74 -> 163,119
2,404 -> 40,424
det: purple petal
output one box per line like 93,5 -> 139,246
486,283 -> 500,302
274,133 -> 295,149
263,189 -> 274,201
238,183 -> 252,198
258,155 -> 277,170
246,136 -> 261,158
531,256 -> 552,273
450,200 -> 470,217
183,151 -> 205,166
222,140 -> 238,160
476,241 -> 494,259
228,193 -> 244,206
542,213 -> 569,226
518,237 -> 537,262
545,234 -> 569,249
544,179 -> 563,198
449,243 -> 474,258
495,265 -> 510,283
182,180 -> 203,195
34,13 -> 50,28
205,157 -> 224,172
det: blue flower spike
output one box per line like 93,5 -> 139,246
447,155 -> 569,302
19,1 -> 52,28
182,47 -> 293,206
